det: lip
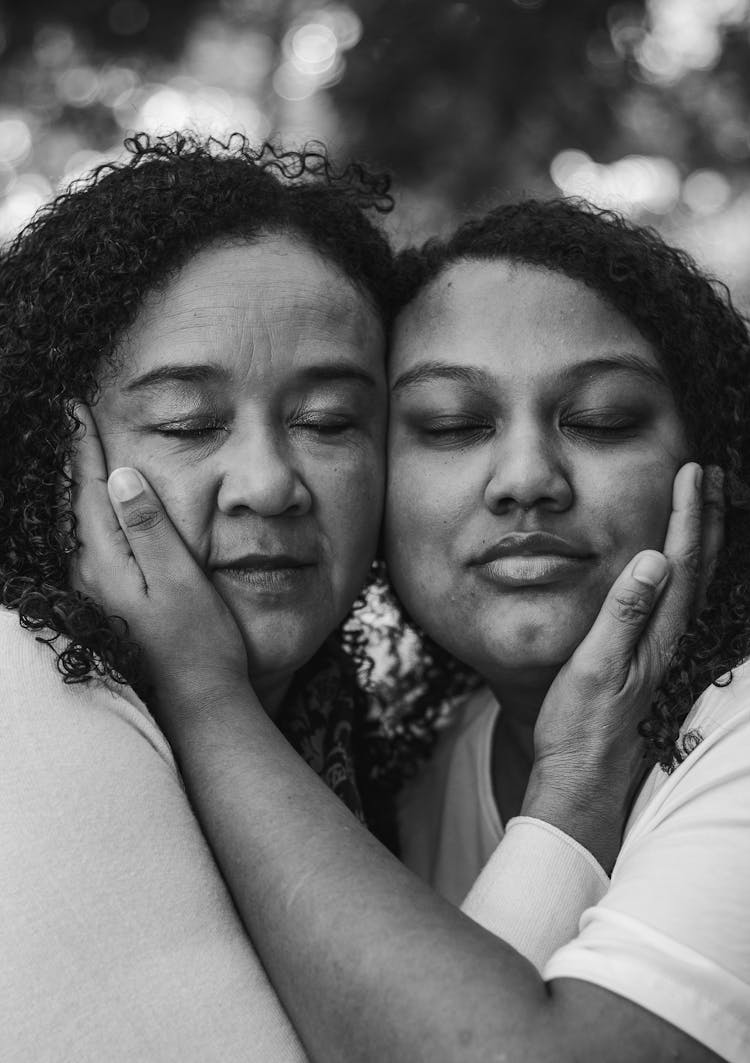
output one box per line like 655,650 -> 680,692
213,553 -> 317,593
214,552 -> 316,571
471,533 -> 593,588
472,532 -> 591,565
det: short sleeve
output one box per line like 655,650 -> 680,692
0,609 -> 305,1063
544,672 -> 750,1063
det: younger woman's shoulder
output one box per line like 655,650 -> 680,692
626,658 -> 750,834
0,605 -> 173,764
681,656 -> 750,738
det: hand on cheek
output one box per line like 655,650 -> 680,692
71,405 -> 251,724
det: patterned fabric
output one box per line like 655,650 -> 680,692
276,637 -> 398,852
276,639 -> 367,824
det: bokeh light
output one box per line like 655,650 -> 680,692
682,169 -> 732,215
291,23 -> 338,73
56,66 -> 101,108
550,149 -> 681,214
0,0 -> 749,306
32,24 -> 76,68
0,117 -> 32,166
0,172 -> 53,241
633,0 -> 749,83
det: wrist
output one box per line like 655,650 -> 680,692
145,670 -> 260,739
521,759 -> 628,874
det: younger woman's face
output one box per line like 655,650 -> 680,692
385,260 -> 689,689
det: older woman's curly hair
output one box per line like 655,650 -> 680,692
0,132 -> 395,690
373,197 -> 750,775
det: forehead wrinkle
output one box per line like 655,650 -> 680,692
134,256 -> 369,338
112,240 -> 383,393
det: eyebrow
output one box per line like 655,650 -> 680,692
391,363 -> 492,394
390,354 -> 669,394
124,361 -> 379,393
123,362 -> 230,392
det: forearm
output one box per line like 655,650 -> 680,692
160,684 -> 712,1063
164,689 -> 559,1063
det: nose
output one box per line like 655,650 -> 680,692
484,421 -> 573,514
216,423 -> 312,517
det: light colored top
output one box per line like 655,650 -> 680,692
399,687 -> 609,968
399,662 -> 750,1063
0,606 -> 307,1063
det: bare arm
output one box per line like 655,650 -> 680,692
148,671 -> 722,1063
71,408 -> 724,1063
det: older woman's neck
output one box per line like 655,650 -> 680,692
250,671 -> 295,721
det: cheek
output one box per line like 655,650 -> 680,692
148,467 -> 214,562
387,446 -> 470,539
385,455 -> 469,596
97,426 -> 213,562
592,456 -> 677,570
313,446 -> 385,569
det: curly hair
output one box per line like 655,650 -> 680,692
0,132 -> 395,689
379,197 -> 750,774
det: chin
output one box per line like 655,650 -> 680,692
238,616 -> 330,681
244,634 -> 323,681
440,610 -> 594,678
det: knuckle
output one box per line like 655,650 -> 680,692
683,545 -> 702,575
703,496 -> 725,516
567,664 -> 602,696
674,548 -> 701,585
608,587 -> 653,624
124,505 -> 164,534
649,634 -> 676,670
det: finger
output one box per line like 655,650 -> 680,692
694,465 -> 725,613
641,462 -> 703,664
661,462 -> 703,566
107,467 -> 201,590
565,550 -> 670,687
69,404 -> 137,592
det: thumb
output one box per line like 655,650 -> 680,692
107,467 -> 196,590
568,550 -> 670,689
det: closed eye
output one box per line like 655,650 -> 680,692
562,415 -> 638,441
418,416 -> 494,445
291,413 -> 357,436
154,418 -> 227,439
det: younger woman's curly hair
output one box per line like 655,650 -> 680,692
0,131 -> 395,686
380,197 -> 750,774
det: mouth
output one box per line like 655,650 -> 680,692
471,533 -> 593,588
213,554 -> 317,592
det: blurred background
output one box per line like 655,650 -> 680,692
1,0 -> 749,304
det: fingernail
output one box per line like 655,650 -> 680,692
632,551 -> 668,587
109,467 -> 144,502
694,464 -> 703,491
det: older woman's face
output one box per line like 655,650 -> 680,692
93,236 -> 386,687
385,260 -> 689,689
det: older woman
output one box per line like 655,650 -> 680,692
72,198 -> 746,1062
0,133 -> 397,1061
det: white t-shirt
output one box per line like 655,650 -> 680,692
0,607 -> 307,1063
399,662 -> 750,1063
